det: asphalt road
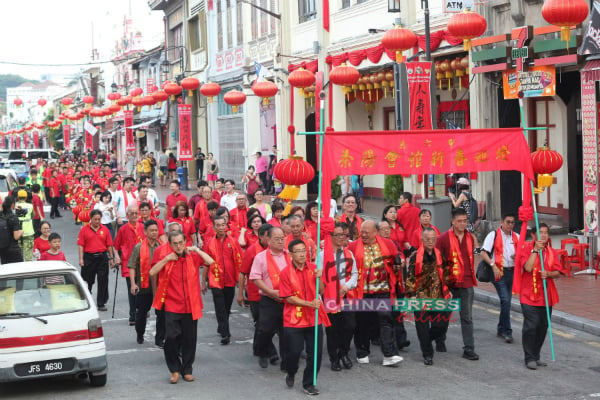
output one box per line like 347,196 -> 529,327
3,212 -> 600,399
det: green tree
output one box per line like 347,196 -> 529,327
383,175 -> 404,204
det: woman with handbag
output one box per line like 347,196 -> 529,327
207,153 -> 219,189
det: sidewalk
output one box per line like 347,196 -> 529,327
155,180 -> 600,336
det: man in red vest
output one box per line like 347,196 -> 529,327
150,231 -> 214,384
480,213 -> 519,343
436,208 -> 478,361
229,193 -> 250,231
203,216 -> 243,345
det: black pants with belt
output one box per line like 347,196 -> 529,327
81,252 -> 109,307
521,303 -> 552,363
257,296 -> 286,367
285,325 -> 323,389
326,311 -> 356,361
164,311 -> 198,375
211,286 -> 235,338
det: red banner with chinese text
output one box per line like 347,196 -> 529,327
124,110 -> 134,151
407,62 -> 433,130
63,125 -> 69,149
15,135 -> 20,149
24,133 -> 29,148
178,104 -> 193,161
319,129 -> 534,216
33,130 -> 39,148
86,131 -> 93,151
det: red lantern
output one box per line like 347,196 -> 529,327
329,63 -> 360,87
108,104 -> 121,115
78,210 -> 91,223
252,80 -> 278,105
164,83 -> 182,100
358,89 -> 383,103
37,99 -> 47,107
447,8 -> 487,51
200,82 -> 221,103
542,0 -> 588,45
83,95 -> 95,108
288,68 -> 315,96
131,96 -> 145,111
130,87 -> 143,97
61,98 -> 73,107
224,90 -> 246,113
151,90 -> 169,107
381,25 -> 418,63
142,96 -> 156,107
180,77 -> 200,96
117,95 -> 132,108
273,155 -> 315,200
531,146 -> 564,189
13,98 -> 23,107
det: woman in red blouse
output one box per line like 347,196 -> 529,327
168,201 -> 197,246
382,205 -> 410,254
304,201 -> 319,243
34,221 -> 52,259
238,214 -> 265,250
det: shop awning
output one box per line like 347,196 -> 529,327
582,60 -> 600,81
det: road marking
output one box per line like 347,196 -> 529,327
585,341 -> 600,348
102,317 -> 130,323
107,337 -> 255,356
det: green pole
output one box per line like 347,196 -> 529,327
313,97 -> 325,386
518,98 -> 556,361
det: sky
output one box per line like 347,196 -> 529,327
0,0 -> 165,83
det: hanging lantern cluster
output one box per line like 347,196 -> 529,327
531,146 -> 563,193
447,8 -> 487,51
435,55 -> 469,91
541,0 -> 588,48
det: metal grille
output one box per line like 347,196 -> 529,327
217,116 -> 245,185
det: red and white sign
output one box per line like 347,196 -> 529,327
178,104 -> 193,161
215,47 -> 244,73
406,62 -> 433,130
63,125 -> 69,149
124,110 -> 135,152
581,70 -> 598,233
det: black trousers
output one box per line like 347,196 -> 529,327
134,292 -> 154,337
33,218 -> 41,239
155,308 -> 166,346
125,278 -> 136,322
521,303 -> 552,363
50,196 -> 60,217
326,311 -> 356,361
211,286 -> 235,338
414,311 -> 450,358
164,312 -> 198,375
355,293 -> 398,358
81,252 -> 109,307
257,296 -> 285,366
285,325 -> 323,389
249,300 -> 278,357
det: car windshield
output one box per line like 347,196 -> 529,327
0,177 -> 8,193
10,164 -> 27,174
0,272 -> 89,317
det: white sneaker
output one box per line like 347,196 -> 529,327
356,356 -> 369,364
382,355 -> 403,366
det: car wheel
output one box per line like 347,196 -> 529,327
88,372 -> 107,387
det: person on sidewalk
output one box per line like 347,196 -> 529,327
348,220 -> 404,367
436,208 -> 479,361
150,231 -> 214,384
480,213 -> 519,343
320,222 -> 358,372
280,239 -> 329,396
514,223 -> 564,370
397,192 -> 420,242
250,226 -> 290,370
203,216 -> 243,345
128,219 -> 163,344
405,228 -> 452,366
339,194 -> 363,241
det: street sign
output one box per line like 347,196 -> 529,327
512,47 -> 529,60
444,0 -> 475,13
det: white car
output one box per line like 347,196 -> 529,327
0,261 -> 108,386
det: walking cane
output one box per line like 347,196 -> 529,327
112,263 -> 120,319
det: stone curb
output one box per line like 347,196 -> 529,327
474,288 -> 600,337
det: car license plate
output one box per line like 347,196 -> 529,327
14,358 -> 75,377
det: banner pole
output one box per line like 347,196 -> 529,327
518,98 -> 556,361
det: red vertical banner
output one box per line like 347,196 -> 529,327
33,130 -> 39,148
24,133 -> 29,148
582,71 -> 598,233
63,125 -> 70,150
15,135 -> 20,149
86,131 -> 93,151
323,0 -> 330,32
124,110 -> 135,151
406,62 -> 433,130
178,104 -> 193,161
315,72 -> 323,169
0,135 -> 4,149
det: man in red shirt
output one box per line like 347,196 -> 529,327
77,209 -> 119,311
48,168 -> 62,219
515,223 -> 563,370
114,205 -> 143,325
188,180 -> 208,215
285,215 -> 317,263
436,208 -> 478,361
229,194 -> 249,231
203,216 -> 243,345
58,166 -> 68,210
279,239 -> 327,395
31,184 -> 44,238
165,180 -> 188,220
150,231 -> 214,384
397,192 -> 421,242
193,185 -> 214,230
138,202 -> 167,242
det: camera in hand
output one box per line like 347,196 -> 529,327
15,207 -> 28,217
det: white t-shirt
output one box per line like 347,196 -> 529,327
220,192 -> 238,211
94,202 -> 115,224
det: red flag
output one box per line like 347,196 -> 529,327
63,125 -> 70,149
86,131 -> 93,151
33,130 -> 39,147
24,133 -> 29,148
124,110 -> 134,151
323,0 -> 330,32
406,62 -> 433,130
15,135 -> 20,148
208,0 -> 213,10
178,104 -> 193,161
